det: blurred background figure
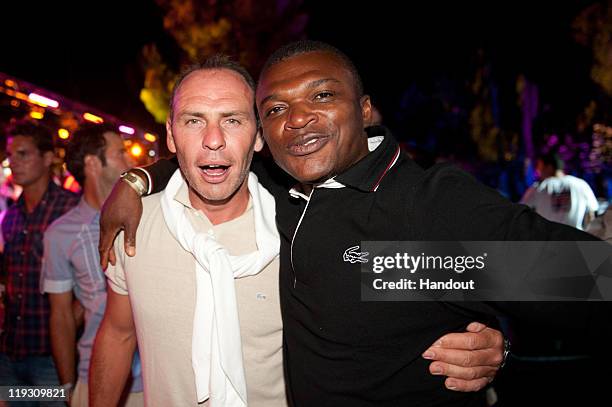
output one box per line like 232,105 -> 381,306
0,120 -> 79,406
41,123 -> 142,406
520,152 -> 599,230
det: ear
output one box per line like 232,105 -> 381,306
42,150 -> 54,168
84,154 -> 102,177
360,95 -> 372,127
253,128 -> 264,153
166,118 -> 177,153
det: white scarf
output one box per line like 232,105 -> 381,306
160,169 -> 279,406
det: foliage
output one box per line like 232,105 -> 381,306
140,0 -> 308,123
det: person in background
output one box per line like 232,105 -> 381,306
42,123 -> 143,406
521,152 -> 599,230
0,120 -> 79,406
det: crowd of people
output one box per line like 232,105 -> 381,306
0,40 -> 609,407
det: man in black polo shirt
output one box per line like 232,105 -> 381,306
99,43 -> 606,406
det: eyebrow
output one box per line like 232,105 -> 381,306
178,111 -> 250,119
179,111 -> 205,119
259,78 -> 341,106
220,111 -> 250,118
306,78 -> 341,90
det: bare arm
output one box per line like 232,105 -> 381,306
89,287 -> 137,406
423,322 -> 504,392
49,292 -> 77,387
72,298 -> 85,329
99,180 -> 143,269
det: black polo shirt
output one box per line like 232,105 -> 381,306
271,126 -> 601,407
146,126 -> 601,407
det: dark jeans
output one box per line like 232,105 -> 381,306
0,353 -> 63,406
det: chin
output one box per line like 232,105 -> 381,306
194,181 -> 242,204
293,169 -> 332,184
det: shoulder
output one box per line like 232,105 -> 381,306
565,175 -> 592,189
142,191 -> 164,220
51,183 -> 79,199
136,192 -> 168,245
48,185 -> 80,209
414,163 -> 481,195
45,206 -> 81,237
411,163 -> 516,218
376,153 -> 424,192
376,159 -> 486,203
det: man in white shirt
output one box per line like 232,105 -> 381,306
521,153 -> 599,230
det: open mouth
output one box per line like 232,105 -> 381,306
198,164 -> 231,183
288,134 -> 330,156
199,164 -> 229,175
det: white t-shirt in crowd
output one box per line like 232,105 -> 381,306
521,174 -> 599,230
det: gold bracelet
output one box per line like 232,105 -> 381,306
120,171 -> 147,197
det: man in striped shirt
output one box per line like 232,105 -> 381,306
42,124 -> 143,406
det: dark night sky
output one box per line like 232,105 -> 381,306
0,0 -> 600,140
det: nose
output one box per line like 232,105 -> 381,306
285,103 -> 316,130
201,124 -> 226,151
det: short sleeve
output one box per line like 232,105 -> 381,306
41,224 -> 74,294
104,231 -> 129,295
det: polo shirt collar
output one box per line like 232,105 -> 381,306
335,125 -> 401,192
287,126 -> 401,200
174,179 -> 194,209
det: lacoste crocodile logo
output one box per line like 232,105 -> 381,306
343,245 -> 369,264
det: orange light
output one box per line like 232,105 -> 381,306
130,144 -> 143,157
63,174 -> 81,193
144,133 -> 157,143
58,128 -> 70,139
83,112 -> 104,124
15,92 -> 28,101
10,100 -> 19,108
6,89 -> 15,97
30,111 -> 44,120
4,79 -> 16,88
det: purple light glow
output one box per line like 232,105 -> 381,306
118,125 -> 135,135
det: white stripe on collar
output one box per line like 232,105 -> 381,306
368,136 -> 384,151
289,177 -> 346,201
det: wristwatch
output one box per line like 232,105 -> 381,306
120,170 -> 147,197
499,338 -> 511,369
